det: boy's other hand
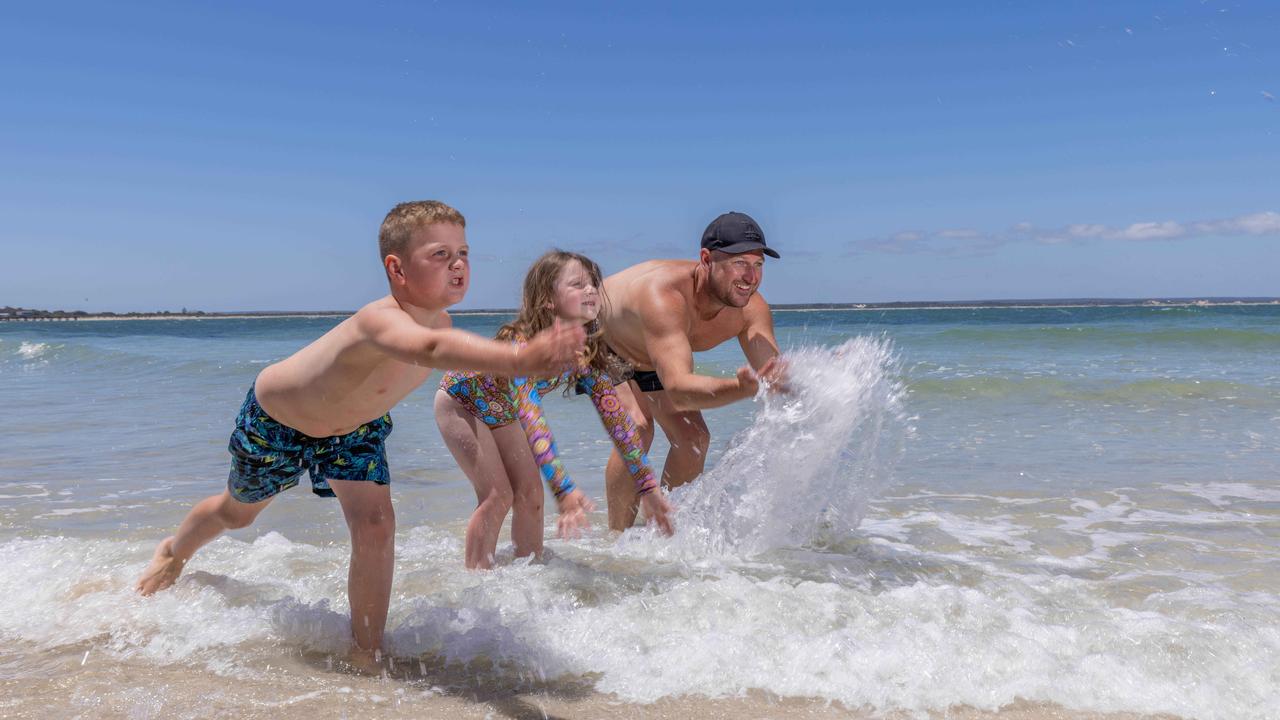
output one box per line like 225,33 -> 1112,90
555,489 -> 595,539
517,320 -> 587,376
640,490 -> 675,536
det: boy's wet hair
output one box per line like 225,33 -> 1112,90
498,249 -> 628,382
378,200 -> 466,261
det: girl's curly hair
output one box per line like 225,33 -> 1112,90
497,249 -> 630,386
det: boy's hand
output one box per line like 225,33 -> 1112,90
640,490 -> 675,536
516,320 -> 586,376
555,489 -> 596,539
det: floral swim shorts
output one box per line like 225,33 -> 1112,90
226,387 -> 392,503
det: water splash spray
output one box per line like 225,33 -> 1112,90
664,337 -> 908,557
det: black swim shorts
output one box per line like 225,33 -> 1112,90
630,369 -> 665,393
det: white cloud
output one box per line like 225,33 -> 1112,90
846,211 -> 1280,256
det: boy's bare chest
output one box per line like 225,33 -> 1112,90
362,360 -> 434,400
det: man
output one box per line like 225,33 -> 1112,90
600,211 -> 785,531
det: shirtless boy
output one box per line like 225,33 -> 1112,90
135,200 -> 584,668
600,211 -> 785,531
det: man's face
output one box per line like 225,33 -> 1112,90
704,249 -> 765,308
396,223 -> 469,309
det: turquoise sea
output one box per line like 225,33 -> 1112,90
1,305 -> 1278,719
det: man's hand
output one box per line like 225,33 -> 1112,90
755,356 -> 790,394
515,320 -> 586,376
640,490 -> 675,536
736,356 -> 789,397
555,489 -> 596,539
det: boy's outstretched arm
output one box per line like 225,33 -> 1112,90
359,307 -> 584,376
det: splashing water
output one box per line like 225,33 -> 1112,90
663,337 -> 907,557
17,341 -> 51,359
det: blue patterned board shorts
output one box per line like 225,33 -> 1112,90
227,387 -> 393,503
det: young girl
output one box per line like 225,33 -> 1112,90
435,250 -> 675,568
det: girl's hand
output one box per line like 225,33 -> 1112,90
556,489 -> 596,539
640,490 -> 675,536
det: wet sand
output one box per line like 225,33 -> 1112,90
0,647 -> 1180,720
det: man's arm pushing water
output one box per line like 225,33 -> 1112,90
738,293 -> 789,391
641,290 -> 758,412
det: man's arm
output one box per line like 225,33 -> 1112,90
738,293 -> 781,370
357,304 -> 582,376
642,290 -> 756,412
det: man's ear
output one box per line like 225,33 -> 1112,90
699,248 -> 713,266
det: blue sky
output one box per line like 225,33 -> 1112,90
2,1 -> 1276,311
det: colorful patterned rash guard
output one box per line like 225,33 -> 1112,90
440,360 -> 659,500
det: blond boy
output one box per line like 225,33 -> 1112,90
136,201 -> 584,669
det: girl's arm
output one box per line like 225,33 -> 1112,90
511,376 -> 574,498
577,371 -> 659,496
578,369 -> 673,535
510,376 -> 594,536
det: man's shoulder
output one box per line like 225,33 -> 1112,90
631,261 -> 694,299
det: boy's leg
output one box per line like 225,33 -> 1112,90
434,389 -> 514,569
328,478 -> 395,666
605,380 -> 656,531
136,490 -> 271,595
492,422 -> 545,559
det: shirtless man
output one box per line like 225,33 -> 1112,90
134,201 -> 584,669
600,211 -> 785,531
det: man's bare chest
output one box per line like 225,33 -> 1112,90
686,315 -> 744,352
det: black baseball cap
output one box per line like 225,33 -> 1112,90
701,211 -> 780,258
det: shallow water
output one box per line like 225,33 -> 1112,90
1,305 -> 1278,719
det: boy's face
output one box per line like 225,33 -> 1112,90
391,223 -> 470,310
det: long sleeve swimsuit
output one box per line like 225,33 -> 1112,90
440,358 -> 659,500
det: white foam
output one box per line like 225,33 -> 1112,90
17,341 -> 50,359
1161,481 -> 1280,507
1,522 -> 1278,719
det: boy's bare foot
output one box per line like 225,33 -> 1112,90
135,537 -> 184,596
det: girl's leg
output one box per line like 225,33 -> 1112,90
434,389 -> 515,569
492,422 -> 546,559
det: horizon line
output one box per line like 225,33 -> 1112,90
5,296 -> 1280,320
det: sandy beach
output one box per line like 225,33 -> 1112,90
0,651 -> 1177,720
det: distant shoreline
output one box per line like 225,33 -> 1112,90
4,297 -> 1280,322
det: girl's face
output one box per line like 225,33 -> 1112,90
550,259 -> 600,325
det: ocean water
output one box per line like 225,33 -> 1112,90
1,305 -> 1278,719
